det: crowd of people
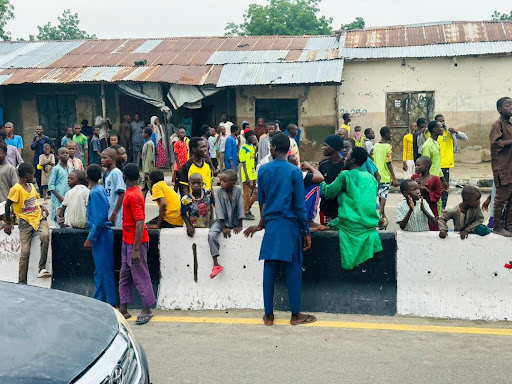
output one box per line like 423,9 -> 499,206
1,97 -> 510,325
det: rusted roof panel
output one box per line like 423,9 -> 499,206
207,50 -> 289,64
187,50 -> 215,66
284,49 -> 302,61
345,21 -> 512,48
204,65 -> 222,85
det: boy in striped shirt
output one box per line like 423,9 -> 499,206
396,179 -> 437,232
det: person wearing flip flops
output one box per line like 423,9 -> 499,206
83,164 -> 117,307
118,164 -> 155,325
4,163 -> 51,283
208,169 -> 244,279
244,133 -> 317,327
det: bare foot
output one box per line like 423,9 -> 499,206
493,228 -> 512,237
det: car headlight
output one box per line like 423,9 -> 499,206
74,308 -> 142,384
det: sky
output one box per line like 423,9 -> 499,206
7,0 -> 512,39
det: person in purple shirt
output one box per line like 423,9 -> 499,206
0,130 -> 23,167
224,124 -> 240,171
31,126 -> 52,194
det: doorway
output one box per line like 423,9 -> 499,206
119,94 -> 159,126
255,99 -> 299,130
37,94 -> 77,147
386,92 -> 435,159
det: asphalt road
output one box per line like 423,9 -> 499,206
131,310 -> 512,384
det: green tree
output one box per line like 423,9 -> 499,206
340,17 -> 365,31
34,9 -> 96,40
491,10 -> 512,20
0,0 -> 14,41
225,0 -> 332,36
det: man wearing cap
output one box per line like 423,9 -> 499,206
318,134 -> 344,225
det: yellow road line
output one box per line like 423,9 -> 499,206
129,316 -> 512,336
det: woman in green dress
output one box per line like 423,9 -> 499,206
320,147 -> 382,269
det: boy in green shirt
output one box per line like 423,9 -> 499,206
239,131 -> 258,220
73,123 -> 89,166
373,126 -> 398,229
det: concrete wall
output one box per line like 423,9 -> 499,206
158,228 -> 264,310
236,85 -> 337,162
397,231 -> 512,321
339,56 -> 512,146
0,227 -> 52,288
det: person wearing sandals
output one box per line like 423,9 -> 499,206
4,163 -> 51,283
119,163 -> 155,325
244,133 -> 316,326
208,170 -> 244,279
83,165 -> 117,307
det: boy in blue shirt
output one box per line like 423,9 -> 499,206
244,133 -> 316,326
224,125 -> 240,171
83,164 -> 116,306
101,148 -> 125,227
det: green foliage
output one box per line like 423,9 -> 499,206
339,17 -> 365,31
492,10 -> 512,20
0,0 -> 14,41
35,9 -> 96,40
225,0 -> 333,36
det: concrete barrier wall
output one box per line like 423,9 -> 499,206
158,229 -> 396,315
397,231 -> 512,321
4,225 -> 512,322
0,227 -> 52,288
275,231 -> 396,315
158,228 -> 264,310
51,228 -> 160,308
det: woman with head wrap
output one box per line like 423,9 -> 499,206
150,116 -> 167,169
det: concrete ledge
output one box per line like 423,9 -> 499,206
51,227 -> 160,308
158,228 -> 264,310
275,231 -> 396,315
397,231 -> 512,321
0,227 -> 52,288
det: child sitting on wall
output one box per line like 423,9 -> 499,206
396,179 -> 437,232
207,170 -> 244,279
181,173 -> 215,237
439,185 -> 491,240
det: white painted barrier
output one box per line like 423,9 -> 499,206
0,226 -> 52,288
158,228 -> 264,310
397,231 -> 512,321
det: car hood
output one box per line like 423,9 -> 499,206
0,282 -> 119,384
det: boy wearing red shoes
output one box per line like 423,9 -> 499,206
207,170 -> 244,278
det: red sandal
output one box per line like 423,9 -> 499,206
210,266 -> 224,279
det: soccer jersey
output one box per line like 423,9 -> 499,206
180,159 -> 212,191
373,143 -> 393,183
239,144 -> 257,182
103,167 -> 126,227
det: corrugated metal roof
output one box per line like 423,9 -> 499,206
216,60 -> 344,86
133,39 -> 163,53
0,21 -> 509,86
342,41 -> 512,59
344,21 -> 512,48
207,50 -> 289,64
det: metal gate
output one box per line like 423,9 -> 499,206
386,92 -> 435,159
37,94 -> 77,147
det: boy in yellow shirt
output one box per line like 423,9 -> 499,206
4,163 -> 51,283
402,122 -> 416,179
239,131 -> 258,220
147,170 -> 184,229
